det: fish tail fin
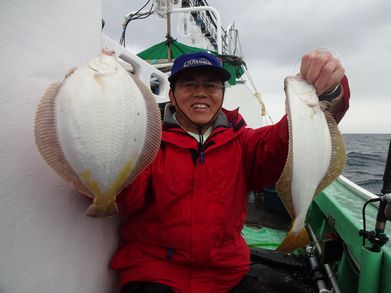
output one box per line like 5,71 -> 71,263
86,198 -> 118,218
277,226 -> 309,253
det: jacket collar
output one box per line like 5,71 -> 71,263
161,104 -> 246,149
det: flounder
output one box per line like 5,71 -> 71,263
276,76 -> 346,253
34,49 -> 162,218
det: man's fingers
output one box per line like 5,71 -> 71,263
313,59 -> 339,94
300,50 -> 332,81
300,53 -> 312,79
300,50 -> 345,95
317,65 -> 345,95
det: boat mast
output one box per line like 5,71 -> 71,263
166,10 -> 172,61
169,6 -> 222,54
158,0 -> 223,55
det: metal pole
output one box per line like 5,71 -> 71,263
169,6 -> 222,54
166,10 -> 172,61
307,224 -> 342,293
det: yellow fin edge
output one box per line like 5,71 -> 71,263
277,226 -> 309,253
80,159 -> 132,218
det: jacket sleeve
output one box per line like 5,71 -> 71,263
326,75 -> 350,123
242,116 -> 289,192
116,166 -> 151,215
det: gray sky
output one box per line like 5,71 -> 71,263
102,0 -> 391,133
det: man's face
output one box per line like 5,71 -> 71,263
169,68 -> 224,132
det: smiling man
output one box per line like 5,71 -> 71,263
168,52 -> 230,135
111,51 -> 350,293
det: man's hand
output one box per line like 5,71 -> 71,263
300,49 -> 345,96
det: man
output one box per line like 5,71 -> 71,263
111,50 -> 350,293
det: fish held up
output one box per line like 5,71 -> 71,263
276,76 -> 346,253
34,48 -> 162,218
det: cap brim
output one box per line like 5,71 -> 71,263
168,65 -> 231,83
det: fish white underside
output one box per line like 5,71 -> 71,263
276,76 -> 346,253
56,65 -> 147,193
287,77 -> 332,232
35,51 -> 162,218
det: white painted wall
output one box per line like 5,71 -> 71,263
0,1 -> 119,292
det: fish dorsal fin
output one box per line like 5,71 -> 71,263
34,82 -> 92,197
120,73 -> 162,188
315,110 -> 346,194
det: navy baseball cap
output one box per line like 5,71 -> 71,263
168,51 -> 231,83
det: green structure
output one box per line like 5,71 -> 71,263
306,181 -> 391,293
137,39 -> 245,85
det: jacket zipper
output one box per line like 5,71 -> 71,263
198,127 -> 205,164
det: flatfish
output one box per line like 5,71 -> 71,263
276,76 -> 346,253
34,49 -> 162,218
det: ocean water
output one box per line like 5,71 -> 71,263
343,133 -> 391,195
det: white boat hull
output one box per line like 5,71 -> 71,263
0,1 -> 119,292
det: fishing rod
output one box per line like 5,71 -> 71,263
359,140 -> 391,251
357,140 -> 391,293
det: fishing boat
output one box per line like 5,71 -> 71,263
1,0 -> 390,292
104,2 -> 391,292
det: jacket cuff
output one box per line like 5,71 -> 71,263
326,75 -> 350,123
319,84 -> 342,102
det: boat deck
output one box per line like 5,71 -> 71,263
245,191 -> 315,292
246,190 -> 291,230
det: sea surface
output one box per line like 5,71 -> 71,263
343,133 -> 391,195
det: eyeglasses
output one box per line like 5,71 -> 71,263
175,81 -> 224,93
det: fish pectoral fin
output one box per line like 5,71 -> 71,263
276,227 -> 309,254
86,196 -> 118,218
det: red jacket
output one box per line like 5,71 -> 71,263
110,78 -> 350,293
